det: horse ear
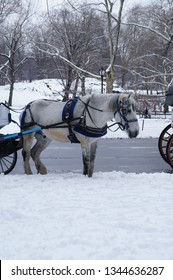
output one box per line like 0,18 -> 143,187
128,92 -> 137,108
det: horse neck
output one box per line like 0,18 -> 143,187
86,94 -> 117,127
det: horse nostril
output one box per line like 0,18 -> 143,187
129,132 -> 133,138
135,129 -> 139,137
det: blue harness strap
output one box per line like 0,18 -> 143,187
74,124 -> 107,138
20,103 -> 32,127
62,97 -> 80,143
62,97 -> 78,122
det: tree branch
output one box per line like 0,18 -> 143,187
36,43 -> 101,79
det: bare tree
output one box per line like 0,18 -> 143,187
119,0 -> 173,92
35,4 -> 105,98
0,1 -> 33,105
102,0 -> 125,92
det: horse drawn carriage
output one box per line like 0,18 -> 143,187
0,93 -> 139,176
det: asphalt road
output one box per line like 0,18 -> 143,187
10,138 -> 172,175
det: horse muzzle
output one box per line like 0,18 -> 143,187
128,129 -> 139,138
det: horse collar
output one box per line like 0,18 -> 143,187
62,97 -> 79,122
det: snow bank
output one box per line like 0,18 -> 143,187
0,171 -> 173,259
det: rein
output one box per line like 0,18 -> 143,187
77,97 -> 104,129
78,97 -> 104,113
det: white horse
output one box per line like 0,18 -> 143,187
20,93 -> 139,177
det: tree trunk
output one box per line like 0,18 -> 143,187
80,76 -> 86,96
106,66 -> 115,93
8,82 -> 14,106
63,66 -> 73,101
105,0 -> 125,93
73,76 -> 79,97
8,65 -> 15,106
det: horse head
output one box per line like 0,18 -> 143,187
114,93 -> 139,138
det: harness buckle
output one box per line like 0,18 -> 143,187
67,132 -> 80,143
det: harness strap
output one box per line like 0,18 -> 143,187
20,103 -> 39,132
74,124 -> 107,138
62,97 -> 80,143
20,103 -> 33,128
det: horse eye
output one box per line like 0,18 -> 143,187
128,109 -> 132,113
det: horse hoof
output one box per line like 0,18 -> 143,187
25,171 -> 33,175
38,167 -> 47,175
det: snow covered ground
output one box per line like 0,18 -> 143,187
0,80 -> 173,260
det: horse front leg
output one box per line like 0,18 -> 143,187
88,140 -> 98,177
22,132 -> 35,174
81,141 -> 90,176
81,139 -> 98,177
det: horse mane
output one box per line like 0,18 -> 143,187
89,93 -> 116,111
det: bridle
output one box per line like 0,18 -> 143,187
111,96 -> 138,131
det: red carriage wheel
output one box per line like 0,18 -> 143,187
166,134 -> 173,168
158,124 -> 173,163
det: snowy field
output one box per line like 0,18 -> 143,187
0,80 -> 173,260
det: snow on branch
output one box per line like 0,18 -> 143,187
0,60 -> 9,72
36,42 -> 100,79
122,21 -> 172,43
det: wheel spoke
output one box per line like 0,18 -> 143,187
166,134 -> 173,168
0,158 -> 5,173
0,152 -> 17,174
158,124 -> 172,163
